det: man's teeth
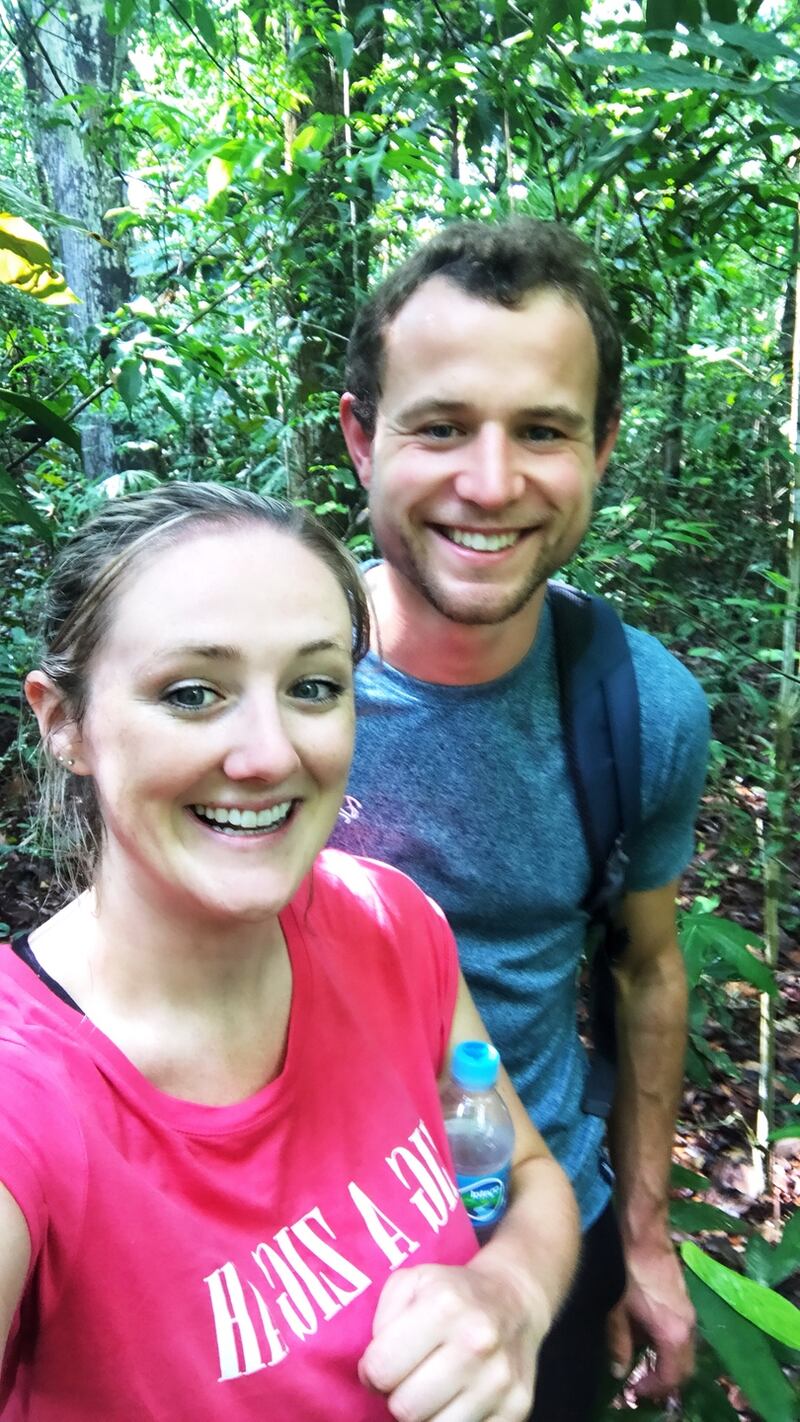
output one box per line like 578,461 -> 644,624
446,528 -> 520,551
192,802 -> 292,832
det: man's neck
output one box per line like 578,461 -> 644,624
364,564 -> 546,686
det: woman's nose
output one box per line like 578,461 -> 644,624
221,698 -> 302,784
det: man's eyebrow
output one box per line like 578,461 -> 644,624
395,398 -> 590,434
394,398 -> 474,425
518,405 -> 590,434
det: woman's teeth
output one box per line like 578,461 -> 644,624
191,802 -> 292,833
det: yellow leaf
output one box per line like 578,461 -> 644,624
0,212 -> 52,266
207,156 -> 234,203
0,213 -> 78,305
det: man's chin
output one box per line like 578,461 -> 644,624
421,577 -> 548,627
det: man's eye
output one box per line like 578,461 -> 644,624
523,425 -> 561,443
422,423 -> 460,440
163,683 -> 219,711
291,677 -> 346,705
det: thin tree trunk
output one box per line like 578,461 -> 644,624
661,281 -> 692,481
13,0 -> 131,479
753,205 -> 800,1194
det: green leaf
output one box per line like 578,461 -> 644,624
115,360 -> 143,412
670,1199 -> 747,1235
645,0 -> 678,52
0,390 -> 82,453
327,26 -> 354,72
706,0 -> 738,22
671,1163 -> 711,1192
676,0 -> 702,24
0,466 -> 53,540
683,1241 -> 800,1348
681,1346 -> 742,1421
709,22 -> 799,62
678,912 -> 775,996
769,1122 -> 800,1142
771,1211 -> 800,1288
153,384 -> 185,428
686,1273 -> 797,1422
745,1234 -> 776,1287
192,0 -> 220,51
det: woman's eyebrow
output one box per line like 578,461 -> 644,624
297,638 -> 350,656
143,637 -> 350,668
147,644 -> 240,664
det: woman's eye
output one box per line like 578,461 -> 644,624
163,683 -> 219,711
291,677 -> 345,705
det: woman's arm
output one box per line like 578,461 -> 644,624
360,972 -> 580,1422
0,1183 -> 31,1369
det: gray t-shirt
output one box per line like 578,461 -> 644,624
330,598 -> 710,1228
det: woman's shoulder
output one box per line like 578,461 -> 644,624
309,848 -> 448,929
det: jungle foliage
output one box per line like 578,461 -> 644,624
0,0 -> 798,1415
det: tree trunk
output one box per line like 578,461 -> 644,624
282,0 -> 381,515
12,0 -> 131,479
661,280 -> 692,481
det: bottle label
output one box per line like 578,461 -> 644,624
455,1164 -> 510,1228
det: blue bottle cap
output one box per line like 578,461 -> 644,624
451,1040 -> 500,1090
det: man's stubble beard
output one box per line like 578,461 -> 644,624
379,524 -> 581,627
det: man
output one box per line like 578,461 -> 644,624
330,218 -> 709,1420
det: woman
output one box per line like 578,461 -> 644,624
0,483 -> 578,1420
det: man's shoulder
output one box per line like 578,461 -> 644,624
621,621 -> 709,732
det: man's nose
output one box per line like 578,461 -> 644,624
452,425 -> 525,508
222,696 -> 302,784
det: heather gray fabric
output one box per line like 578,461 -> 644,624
330,598 -> 710,1228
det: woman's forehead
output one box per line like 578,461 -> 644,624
98,523 -> 352,660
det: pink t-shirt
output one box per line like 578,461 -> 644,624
0,851 -> 478,1420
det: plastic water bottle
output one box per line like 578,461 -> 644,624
441,1041 -> 515,1243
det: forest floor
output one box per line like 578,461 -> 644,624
0,740 -> 798,1419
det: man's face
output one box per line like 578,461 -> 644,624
342,277 -> 618,627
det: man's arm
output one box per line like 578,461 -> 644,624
606,878 -> 695,1398
360,970 -> 580,1422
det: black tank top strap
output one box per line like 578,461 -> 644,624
8,934 -> 82,1013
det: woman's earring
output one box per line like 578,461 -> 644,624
58,754 -> 75,769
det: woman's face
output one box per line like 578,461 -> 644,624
68,522 -> 356,924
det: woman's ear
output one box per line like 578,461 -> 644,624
24,671 -> 89,774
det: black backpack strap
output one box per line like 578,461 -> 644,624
548,582 -> 642,1119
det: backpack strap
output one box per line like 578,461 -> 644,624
548,582 -> 642,1119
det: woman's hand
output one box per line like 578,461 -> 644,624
359,1252 -> 550,1422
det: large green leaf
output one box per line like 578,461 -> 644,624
683,1241 -> 800,1348
770,1212 -> 800,1288
645,0 -> 679,52
0,466 -> 53,541
686,1273 -> 797,1422
114,360 -> 143,412
670,1200 -> 747,1235
706,0 -> 738,23
0,178 -> 101,239
671,1163 -> 711,1192
327,26 -> 354,72
678,910 -> 775,995
769,1121 -> 800,1142
0,390 -> 82,454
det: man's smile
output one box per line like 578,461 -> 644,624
431,525 -> 539,553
